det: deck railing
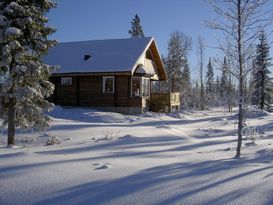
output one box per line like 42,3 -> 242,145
150,92 -> 180,112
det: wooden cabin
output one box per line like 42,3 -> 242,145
45,37 -> 179,114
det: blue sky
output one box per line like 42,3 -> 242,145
48,0 -> 272,78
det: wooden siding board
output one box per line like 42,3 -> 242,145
115,76 -> 130,107
54,77 -> 77,105
50,75 -> 144,108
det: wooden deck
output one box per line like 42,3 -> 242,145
150,92 -> 180,112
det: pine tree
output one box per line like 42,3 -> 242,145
205,58 -> 214,105
215,75 -> 221,97
252,30 -> 272,111
128,14 -> 144,38
165,31 -> 186,92
250,59 -> 257,105
181,58 -> 191,108
0,1 -> 57,145
182,59 -> 191,86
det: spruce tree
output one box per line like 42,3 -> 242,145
215,75 -> 221,104
215,76 -> 221,94
205,58 -> 214,105
182,59 -> 191,87
0,0 -> 57,145
181,58 -> 191,107
250,59 -> 257,105
206,58 -> 214,93
253,30 -> 272,111
165,31 -> 185,92
128,14 -> 145,38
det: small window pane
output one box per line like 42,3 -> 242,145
132,78 -> 141,97
61,77 -> 72,86
132,77 -> 150,97
103,76 -> 114,93
142,78 -> 150,97
151,81 -> 160,93
105,78 -> 113,92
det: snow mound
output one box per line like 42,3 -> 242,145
244,107 -> 270,119
168,110 -> 195,119
139,111 -> 165,118
229,107 -> 270,120
50,106 -> 135,123
6,144 -> 20,149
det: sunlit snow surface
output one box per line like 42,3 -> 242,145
0,106 -> 273,205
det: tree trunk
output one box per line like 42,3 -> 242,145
200,83 -> 205,110
7,98 -> 16,145
235,0 -> 243,158
236,85 -> 243,158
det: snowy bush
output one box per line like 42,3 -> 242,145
242,124 -> 266,144
44,133 -> 61,146
230,107 -> 269,120
101,130 -> 120,141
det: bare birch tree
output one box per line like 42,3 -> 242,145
206,0 -> 273,158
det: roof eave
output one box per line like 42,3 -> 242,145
51,71 -> 131,77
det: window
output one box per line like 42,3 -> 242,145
103,76 -> 114,93
132,77 -> 150,97
61,77 -> 72,86
151,81 -> 160,93
142,78 -> 150,97
132,77 -> 141,96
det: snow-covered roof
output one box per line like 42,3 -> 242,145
45,37 -> 155,75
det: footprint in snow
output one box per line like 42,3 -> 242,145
93,163 -> 111,170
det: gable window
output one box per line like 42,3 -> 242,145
132,77 -> 150,97
61,77 -> 72,86
103,76 -> 115,93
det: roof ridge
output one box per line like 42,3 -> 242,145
58,37 -> 154,44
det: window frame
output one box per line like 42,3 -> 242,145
61,77 -> 72,86
132,77 -> 141,97
131,77 -> 150,97
102,76 -> 115,94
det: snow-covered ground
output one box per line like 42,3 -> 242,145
1,106 -> 273,205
